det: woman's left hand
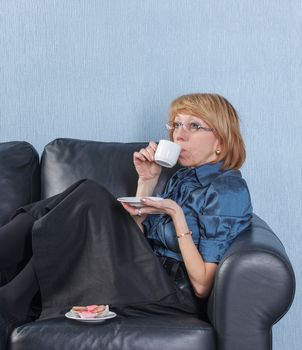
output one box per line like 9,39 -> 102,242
120,197 -> 183,233
138,197 -> 182,219
121,202 -> 146,218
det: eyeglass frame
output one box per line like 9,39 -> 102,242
165,121 -> 214,133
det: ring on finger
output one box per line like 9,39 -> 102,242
136,208 -> 142,217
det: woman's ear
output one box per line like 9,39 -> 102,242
214,140 -> 222,156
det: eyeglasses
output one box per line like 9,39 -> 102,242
165,121 -> 213,133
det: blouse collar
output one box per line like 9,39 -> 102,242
194,161 -> 224,186
173,161 -> 227,187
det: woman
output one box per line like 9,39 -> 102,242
0,93 -> 252,342
124,93 -> 251,299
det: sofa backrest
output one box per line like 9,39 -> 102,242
0,141 -> 40,226
41,138 -> 180,199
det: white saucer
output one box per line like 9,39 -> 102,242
65,311 -> 117,323
117,196 -> 163,208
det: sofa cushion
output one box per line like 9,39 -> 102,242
0,141 -> 40,227
10,315 -> 216,350
0,141 -> 40,285
41,138 -> 179,199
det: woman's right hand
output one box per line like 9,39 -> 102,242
133,141 -> 162,181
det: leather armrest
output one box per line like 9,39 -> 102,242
207,214 -> 295,350
0,141 -> 40,285
0,141 -> 40,226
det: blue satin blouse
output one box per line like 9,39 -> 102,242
143,162 -> 253,263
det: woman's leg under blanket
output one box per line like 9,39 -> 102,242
31,179 -> 176,319
0,258 -> 39,322
0,259 -> 39,350
0,213 -> 35,269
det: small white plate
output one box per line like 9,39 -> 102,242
65,311 -> 117,323
117,196 -> 163,208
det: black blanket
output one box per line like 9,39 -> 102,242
17,180 -> 197,319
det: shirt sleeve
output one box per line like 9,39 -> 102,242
197,174 -> 253,263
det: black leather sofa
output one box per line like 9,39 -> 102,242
0,139 -> 296,350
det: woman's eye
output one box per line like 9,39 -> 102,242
173,122 -> 181,129
190,122 -> 201,130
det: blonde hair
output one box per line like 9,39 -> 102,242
168,93 -> 246,170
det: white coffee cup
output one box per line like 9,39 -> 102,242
154,140 -> 181,168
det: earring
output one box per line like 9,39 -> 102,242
215,149 -> 221,155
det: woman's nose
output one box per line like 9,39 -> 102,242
174,126 -> 188,141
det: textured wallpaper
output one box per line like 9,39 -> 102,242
1,1 -> 301,348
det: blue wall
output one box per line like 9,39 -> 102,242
1,1 -> 301,348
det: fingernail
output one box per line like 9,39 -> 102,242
141,198 -> 146,202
